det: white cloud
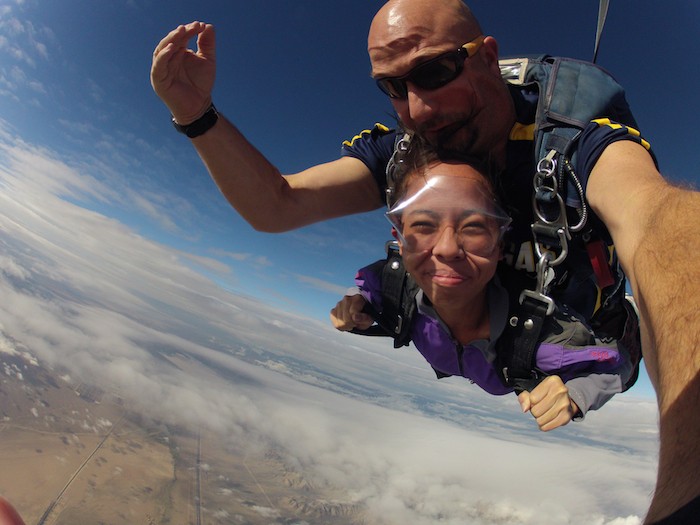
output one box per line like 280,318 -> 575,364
0,255 -> 30,280
33,39 -> 47,59
128,189 -> 181,232
212,248 -> 273,267
294,273 -> 349,295
57,118 -> 97,136
2,17 -> 25,36
86,77 -> 104,104
0,9 -> 53,109
0,128 -> 115,203
0,17 -> 39,68
0,129 -> 660,524
27,78 -> 44,93
177,250 -> 232,275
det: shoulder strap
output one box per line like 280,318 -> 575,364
500,55 -> 637,286
350,242 -> 419,348
500,55 -> 637,171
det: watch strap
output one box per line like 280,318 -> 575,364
172,104 -> 218,138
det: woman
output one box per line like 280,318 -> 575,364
331,143 -> 635,432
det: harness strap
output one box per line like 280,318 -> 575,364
349,301 -> 394,338
499,296 -> 550,394
350,242 -> 418,348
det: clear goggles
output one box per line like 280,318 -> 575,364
386,174 -> 511,257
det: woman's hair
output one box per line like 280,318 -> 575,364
387,133 -> 502,208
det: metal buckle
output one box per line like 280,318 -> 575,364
519,289 -> 555,316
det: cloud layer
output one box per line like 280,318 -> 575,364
0,128 -> 659,524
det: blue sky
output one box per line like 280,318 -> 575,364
2,2 -> 699,396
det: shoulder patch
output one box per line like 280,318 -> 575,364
591,118 -> 651,150
342,123 -> 392,147
510,122 -> 535,141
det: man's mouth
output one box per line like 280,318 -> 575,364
433,120 -> 472,150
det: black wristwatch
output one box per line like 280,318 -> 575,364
172,104 -> 219,138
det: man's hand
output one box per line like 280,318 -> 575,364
330,294 -> 374,331
518,375 -> 580,432
151,21 -> 217,124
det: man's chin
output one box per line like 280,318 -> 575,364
434,122 -> 475,153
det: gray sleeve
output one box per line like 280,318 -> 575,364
546,304 -> 639,420
565,373 -> 625,420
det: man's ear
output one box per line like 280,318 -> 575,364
481,36 -> 501,76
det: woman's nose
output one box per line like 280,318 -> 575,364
431,226 -> 463,259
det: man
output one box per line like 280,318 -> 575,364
151,1 -> 700,522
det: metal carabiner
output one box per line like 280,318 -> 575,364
533,150 -> 558,192
533,224 -> 569,267
531,150 -> 570,267
532,151 -> 566,228
535,252 -> 555,294
519,251 -> 556,315
385,133 -> 411,208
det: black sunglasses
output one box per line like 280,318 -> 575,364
375,36 -> 485,100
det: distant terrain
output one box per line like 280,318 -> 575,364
0,348 -> 365,525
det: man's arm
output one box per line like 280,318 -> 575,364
151,22 -> 383,232
190,117 -> 383,231
587,140 -> 700,523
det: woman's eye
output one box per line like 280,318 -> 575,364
460,222 -> 488,234
408,221 -> 437,232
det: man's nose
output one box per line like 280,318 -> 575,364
405,84 -> 440,127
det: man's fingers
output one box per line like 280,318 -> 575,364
151,24 -> 199,88
153,22 -> 207,58
196,24 -> 216,60
153,24 -> 188,57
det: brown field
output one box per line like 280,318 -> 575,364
0,351 -> 366,525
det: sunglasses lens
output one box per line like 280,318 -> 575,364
377,78 -> 408,99
376,50 -> 464,99
411,55 -> 461,90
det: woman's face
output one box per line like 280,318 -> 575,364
388,161 -> 510,311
